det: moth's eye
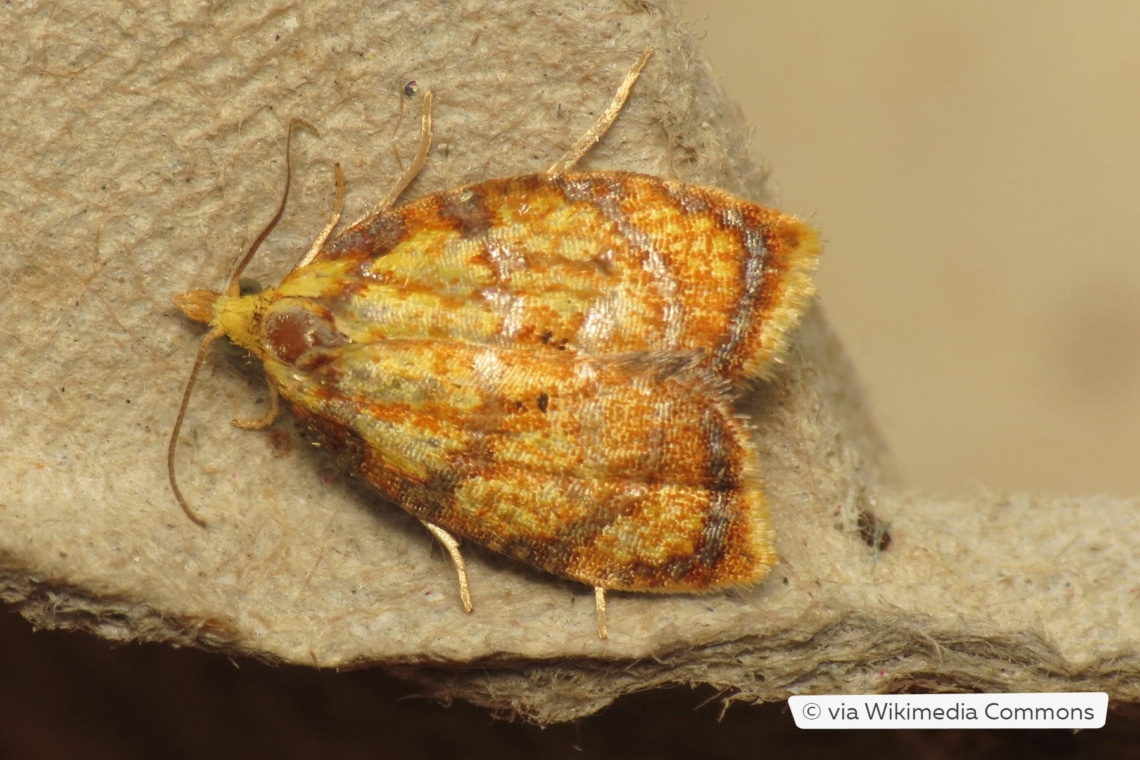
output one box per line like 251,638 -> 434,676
238,278 -> 264,296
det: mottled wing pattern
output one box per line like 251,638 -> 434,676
206,171 -> 818,593
268,338 -> 773,591
307,171 -> 819,383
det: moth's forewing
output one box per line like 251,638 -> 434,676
313,172 -> 819,383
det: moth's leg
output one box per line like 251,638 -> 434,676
594,587 -> 609,640
547,48 -> 653,174
421,520 -> 474,613
293,163 -> 346,271
231,382 -> 280,430
354,90 -> 434,225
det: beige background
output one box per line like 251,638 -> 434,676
1,0 -> 1138,731
680,1 -> 1140,497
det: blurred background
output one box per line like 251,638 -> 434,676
681,0 -> 1140,498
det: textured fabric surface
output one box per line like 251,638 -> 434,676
1,0 -> 1135,723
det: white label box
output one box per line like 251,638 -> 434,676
789,693 -> 1107,729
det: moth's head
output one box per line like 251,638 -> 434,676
174,287 -> 265,357
174,288 -> 220,325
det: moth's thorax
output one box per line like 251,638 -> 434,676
216,287 -> 352,373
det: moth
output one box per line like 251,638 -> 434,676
169,50 -> 820,638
